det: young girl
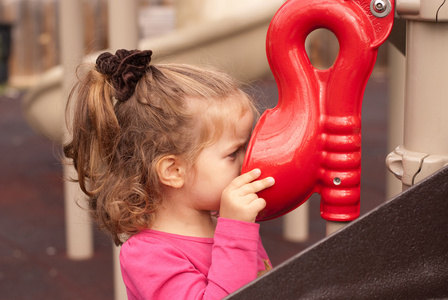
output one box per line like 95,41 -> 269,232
64,49 -> 275,299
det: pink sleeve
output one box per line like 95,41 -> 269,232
120,218 -> 262,300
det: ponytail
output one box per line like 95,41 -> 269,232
64,67 -> 120,196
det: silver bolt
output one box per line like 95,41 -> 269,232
374,0 -> 386,12
333,177 -> 341,186
370,0 -> 391,17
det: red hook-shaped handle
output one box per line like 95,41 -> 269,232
242,0 -> 394,222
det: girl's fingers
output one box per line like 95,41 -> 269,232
243,176 -> 275,194
235,177 -> 275,206
248,198 -> 266,214
220,169 -> 273,222
228,168 -> 262,189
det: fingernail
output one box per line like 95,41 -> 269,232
253,168 -> 261,175
267,177 -> 275,185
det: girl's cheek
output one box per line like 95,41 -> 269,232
237,152 -> 245,166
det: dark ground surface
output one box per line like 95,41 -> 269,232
0,69 -> 389,299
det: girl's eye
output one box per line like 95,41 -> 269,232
227,143 -> 248,160
228,150 -> 238,159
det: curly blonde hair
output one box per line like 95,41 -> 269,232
63,62 -> 258,245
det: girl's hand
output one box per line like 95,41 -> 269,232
220,169 -> 275,223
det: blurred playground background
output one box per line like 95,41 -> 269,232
0,0 -> 394,299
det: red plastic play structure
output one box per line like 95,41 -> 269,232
242,0 -> 394,222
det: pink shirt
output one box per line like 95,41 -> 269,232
120,218 -> 271,300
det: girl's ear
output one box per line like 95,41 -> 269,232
156,155 -> 186,188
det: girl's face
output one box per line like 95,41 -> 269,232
184,106 -> 255,212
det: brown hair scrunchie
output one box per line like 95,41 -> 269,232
96,49 -> 153,102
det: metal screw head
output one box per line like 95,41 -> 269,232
333,177 -> 341,186
374,0 -> 386,12
370,0 -> 391,17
